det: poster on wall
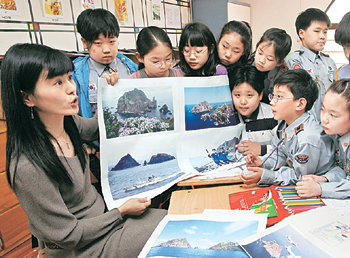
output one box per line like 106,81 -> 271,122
114,0 -> 128,22
151,0 -> 162,26
0,0 -> 20,15
81,0 -> 96,10
98,76 -> 246,210
42,0 -> 64,18
164,4 -> 181,28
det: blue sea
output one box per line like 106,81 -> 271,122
108,159 -> 183,200
146,246 -> 249,257
185,102 -> 236,130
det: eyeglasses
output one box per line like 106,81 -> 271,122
150,59 -> 174,68
182,48 -> 208,57
268,93 -> 294,103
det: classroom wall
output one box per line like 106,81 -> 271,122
0,0 -> 192,55
238,0 -> 332,52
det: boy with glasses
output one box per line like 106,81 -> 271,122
243,69 -> 343,186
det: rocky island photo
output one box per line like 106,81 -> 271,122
103,87 -> 174,138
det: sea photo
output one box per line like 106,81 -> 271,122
100,136 -> 190,209
101,81 -> 174,139
184,85 -> 237,131
242,225 -> 330,258
139,213 -> 268,258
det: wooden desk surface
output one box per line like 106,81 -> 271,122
177,175 -> 242,188
168,184 -> 259,215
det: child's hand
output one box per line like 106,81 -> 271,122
301,174 -> 328,183
296,177 -> 322,198
245,152 -> 262,168
118,197 -> 151,216
101,72 -> 119,85
240,167 -> 263,185
236,140 -> 261,156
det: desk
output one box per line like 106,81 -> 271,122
168,184 -> 259,214
177,175 -> 242,188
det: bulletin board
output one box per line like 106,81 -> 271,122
0,0 -> 192,55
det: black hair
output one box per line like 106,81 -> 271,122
256,28 -> 292,63
1,43 -> 86,188
76,8 -> 120,43
228,65 -> 265,94
335,11 -> 350,47
274,69 -> 318,111
327,79 -> 350,112
218,20 -> 252,70
136,26 -> 173,69
295,8 -> 331,39
178,22 -> 218,76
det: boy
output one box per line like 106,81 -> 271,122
287,8 -> 336,121
335,11 -> 350,80
242,69 -> 343,186
72,8 -> 138,118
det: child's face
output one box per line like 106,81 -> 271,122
321,91 -> 350,136
299,21 -> 328,53
254,42 -> 279,72
270,85 -> 298,124
24,71 -> 79,120
83,33 -> 119,65
231,82 -> 262,118
183,43 -> 210,70
138,43 -> 173,77
218,32 -> 244,66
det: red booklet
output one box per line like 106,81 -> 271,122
229,186 -> 325,227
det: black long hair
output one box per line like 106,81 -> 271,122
178,22 -> 218,76
1,43 -> 86,189
218,20 -> 252,71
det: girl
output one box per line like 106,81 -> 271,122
128,26 -> 184,78
1,43 -> 166,257
217,20 -> 252,72
250,28 -> 292,103
177,22 -> 227,76
296,79 -> 350,199
229,65 -> 277,156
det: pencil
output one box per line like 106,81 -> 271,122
109,67 -> 118,73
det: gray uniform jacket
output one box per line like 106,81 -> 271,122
259,112 -> 342,186
10,115 -> 166,258
336,63 -> 350,80
320,132 -> 350,199
287,46 -> 337,122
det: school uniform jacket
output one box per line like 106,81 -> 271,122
72,53 -> 138,118
259,112 -> 343,186
320,131 -> 350,199
287,46 -> 337,122
236,102 -> 277,155
336,63 -> 350,80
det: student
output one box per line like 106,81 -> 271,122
128,26 -> 184,78
217,20 -> 251,72
72,8 -> 138,118
0,43 -> 166,257
335,11 -> 350,80
250,28 -> 292,103
287,8 -> 336,121
177,22 -> 227,76
296,79 -> 350,199
242,69 -> 342,186
229,65 -> 277,156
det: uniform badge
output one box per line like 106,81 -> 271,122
294,124 -> 304,135
344,142 -> 348,147
295,154 -> 309,164
293,63 -> 302,69
88,83 -> 96,90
